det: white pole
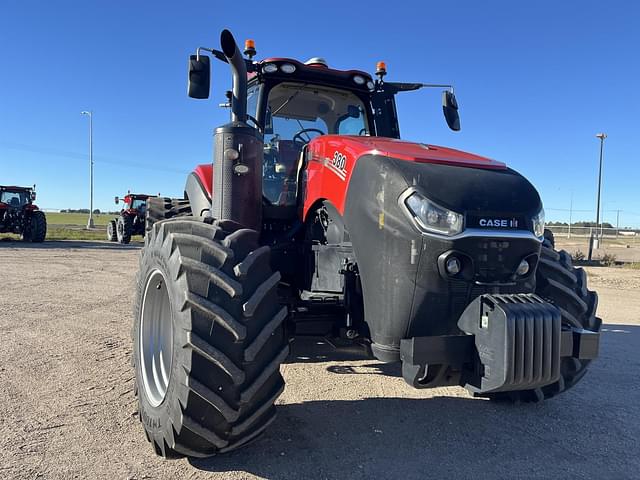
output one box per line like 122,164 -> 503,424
81,111 -> 95,229
568,192 -> 573,239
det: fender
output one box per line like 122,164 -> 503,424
302,135 -> 506,221
185,164 -> 212,217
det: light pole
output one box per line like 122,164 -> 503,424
591,133 -> 606,254
568,191 -> 573,239
81,111 -> 94,229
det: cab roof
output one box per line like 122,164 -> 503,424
0,185 -> 32,191
253,58 -> 374,93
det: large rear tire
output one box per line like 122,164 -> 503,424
23,210 -> 47,242
117,214 -> 133,244
146,197 -> 192,232
488,237 -> 600,402
133,218 -> 289,458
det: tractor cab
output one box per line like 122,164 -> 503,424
115,193 -> 150,215
0,186 -> 35,209
184,35 -> 460,224
248,62 -> 375,209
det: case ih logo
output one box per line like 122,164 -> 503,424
479,218 -> 519,228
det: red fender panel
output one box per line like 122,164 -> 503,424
303,135 -> 506,220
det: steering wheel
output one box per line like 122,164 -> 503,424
292,128 -> 325,147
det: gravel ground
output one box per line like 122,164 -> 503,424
0,240 -> 639,479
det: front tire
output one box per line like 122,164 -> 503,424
23,210 -> 47,242
489,237 -> 600,402
133,218 -> 289,458
107,220 -> 117,241
117,214 -> 133,244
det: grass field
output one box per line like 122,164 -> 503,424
45,212 -> 114,226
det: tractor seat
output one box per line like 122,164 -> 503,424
275,140 -> 301,177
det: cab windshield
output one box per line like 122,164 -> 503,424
130,198 -> 147,210
0,190 -> 28,207
260,82 -> 369,206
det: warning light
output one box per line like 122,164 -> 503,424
376,61 -> 387,78
244,39 -> 256,59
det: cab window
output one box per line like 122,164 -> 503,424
0,191 -> 27,206
131,199 -> 146,210
262,83 -> 369,207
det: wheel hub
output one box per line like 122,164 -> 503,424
139,269 -> 174,407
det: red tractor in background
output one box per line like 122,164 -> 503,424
0,185 -> 46,242
107,193 -> 154,244
132,30 -> 600,459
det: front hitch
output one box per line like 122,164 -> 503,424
400,294 -> 599,393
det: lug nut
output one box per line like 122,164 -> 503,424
445,257 -> 461,275
517,259 -> 530,276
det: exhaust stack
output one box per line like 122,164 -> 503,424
210,29 -> 263,231
220,29 -> 247,124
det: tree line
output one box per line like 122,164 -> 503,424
547,221 -> 615,228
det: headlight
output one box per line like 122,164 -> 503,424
353,75 -> 366,85
404,192 -> 464,236
280,63 -> 296,73
532,207 -> 545,238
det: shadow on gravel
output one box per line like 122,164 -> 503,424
189,325 -> 639,479
0,239 -> 141,250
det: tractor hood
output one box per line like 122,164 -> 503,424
311,135 -> 506,171
306,135 -> 541,225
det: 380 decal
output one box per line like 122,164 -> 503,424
325,151 -> 348,181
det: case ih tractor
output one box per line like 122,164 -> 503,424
107,193 -> 153,244
132,30 -> 601,458
0,185 -> 46,242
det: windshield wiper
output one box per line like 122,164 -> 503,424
272,83 -> 308,116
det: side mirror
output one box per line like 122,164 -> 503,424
30,192 -> 37,201
442,91 -> 461,131
114,196 -> 119,205
188,55 -> 211,99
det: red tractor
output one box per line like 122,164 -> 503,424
0,185 -> 46,242
133,30 -> 600,458
107,193 -> 153,244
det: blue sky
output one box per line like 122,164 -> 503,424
1,1 -> 638,226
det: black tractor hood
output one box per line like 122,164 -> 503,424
389,158 -> 542,226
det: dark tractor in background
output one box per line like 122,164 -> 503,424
133,30 -> 601,459
0,185 -> 46,242
107,193 -> 155,244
